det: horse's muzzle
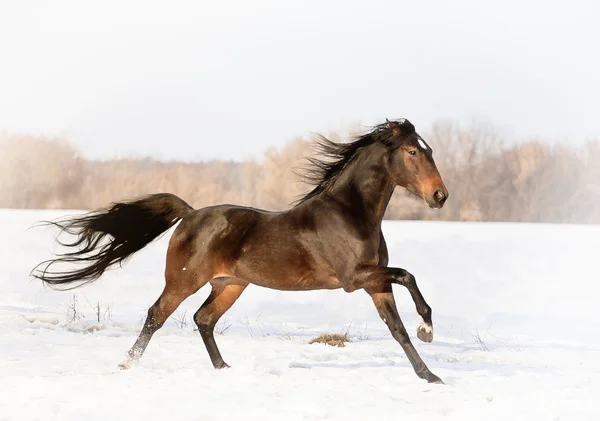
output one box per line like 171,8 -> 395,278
428,188 -> 448,209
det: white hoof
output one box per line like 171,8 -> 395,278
118,356 -> 134,370
417,315 -> 433,343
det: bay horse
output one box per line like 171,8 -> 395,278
31,118 -> 449,383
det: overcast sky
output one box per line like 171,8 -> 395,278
1,0 -> 599,162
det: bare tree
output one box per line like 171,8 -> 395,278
1,123 -> 599,224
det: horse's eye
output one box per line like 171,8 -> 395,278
409,150 -> 417,156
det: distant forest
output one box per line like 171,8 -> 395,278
2,120 -> 599,224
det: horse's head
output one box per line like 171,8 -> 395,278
384,119 -> 448,209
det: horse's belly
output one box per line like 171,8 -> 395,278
273,275 -> 342,291
234,266 -> 342,291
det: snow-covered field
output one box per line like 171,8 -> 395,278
1,209 -> 599,421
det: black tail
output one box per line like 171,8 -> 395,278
31,193 -> 194,290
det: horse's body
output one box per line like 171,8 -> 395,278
32,118 -> 449,383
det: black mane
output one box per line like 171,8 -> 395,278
294,119 -> 415,205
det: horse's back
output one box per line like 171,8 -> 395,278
170,203 -> 270,251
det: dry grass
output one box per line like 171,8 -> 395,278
308,332 -> 351,348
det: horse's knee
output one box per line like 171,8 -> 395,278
388,323 -> 411,345
404,271 -> 416,287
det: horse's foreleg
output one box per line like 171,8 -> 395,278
400,275 -> 434,343
342,264 -> 434,343
366,283 -> 443,384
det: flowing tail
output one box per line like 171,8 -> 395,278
31,193 -> 194,290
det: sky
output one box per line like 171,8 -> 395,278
1,0 -> 599,162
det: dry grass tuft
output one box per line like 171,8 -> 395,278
308,332 -> 351,348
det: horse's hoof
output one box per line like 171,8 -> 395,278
417,323 -> 433,343
427,375 -> 445,385
118,360 -> 132,370
215,362 -> 230,370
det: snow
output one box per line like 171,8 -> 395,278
1,209 -> 599,420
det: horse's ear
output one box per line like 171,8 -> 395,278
386,119 -> 401,137
398,118 -> 415,134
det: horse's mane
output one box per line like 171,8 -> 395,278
294,119 -> 415,205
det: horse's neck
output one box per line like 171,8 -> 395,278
329,146 -> 395,227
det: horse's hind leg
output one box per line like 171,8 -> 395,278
119,279 -> 206,369
194,280 -> 248,369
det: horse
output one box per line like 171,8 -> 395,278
31,118 -> 449,384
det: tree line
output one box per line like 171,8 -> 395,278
1,120 -> 599,224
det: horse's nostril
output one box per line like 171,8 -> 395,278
434,189 -> 447,202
